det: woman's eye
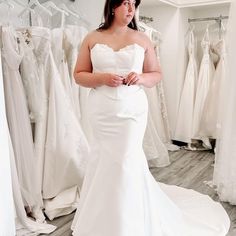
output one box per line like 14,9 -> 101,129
123,1 -> 136,7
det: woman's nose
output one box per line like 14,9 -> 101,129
128,4 -> 133,12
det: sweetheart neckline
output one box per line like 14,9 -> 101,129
91,43 -> 145,53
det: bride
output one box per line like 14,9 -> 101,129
71,0 -> 230,235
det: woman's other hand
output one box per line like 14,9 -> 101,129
124,72 -> 141,86
103,74 -> 124,87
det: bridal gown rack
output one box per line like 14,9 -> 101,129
174,14 -> 228,150
188,15 -> 229,23
188,15 -> 229,39
139,15 -> 153,23
0,1 -> 91,234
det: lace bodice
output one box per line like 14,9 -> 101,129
90,43 -> 145,100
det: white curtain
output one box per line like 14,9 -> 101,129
213,0 -> 236,204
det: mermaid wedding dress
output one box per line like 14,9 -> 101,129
71,43 -> 230,236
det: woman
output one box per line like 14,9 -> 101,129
71,0 -> 230,235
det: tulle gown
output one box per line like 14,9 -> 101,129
71,43 -> 230,236
0,26 -> 15,236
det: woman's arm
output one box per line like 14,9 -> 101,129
125,33 -> 162,88
73,32 -> 123,88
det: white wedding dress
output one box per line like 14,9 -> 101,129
174,29 -> 198,143
199,32 -> 226,139
213,0 -> 236,204
192,28 -> 215,147
71,43 -> 230,236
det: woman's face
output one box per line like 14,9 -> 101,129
114,0 -> 136,25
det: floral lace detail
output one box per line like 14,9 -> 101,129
155,42 -> 172,142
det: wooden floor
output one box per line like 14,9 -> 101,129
42,149 -> 236,236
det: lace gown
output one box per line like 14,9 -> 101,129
16,26 -> 53,222
199,35 -> 226,139
192,28 -> 215,147
1,26 -> 41,210
1,26 -> 56,235
71,43 -> 230,236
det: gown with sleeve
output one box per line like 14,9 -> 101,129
71,43 -> 230,236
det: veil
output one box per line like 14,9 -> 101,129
213,0 -> 236,204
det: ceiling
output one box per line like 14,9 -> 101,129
141,0 -> 167,7
141,0 -> 231,7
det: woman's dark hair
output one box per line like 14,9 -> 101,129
98,0 -> 141,31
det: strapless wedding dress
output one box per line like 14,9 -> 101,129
71,43 -> 230,236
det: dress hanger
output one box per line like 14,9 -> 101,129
42,1 -> 69,16
0,0 -> 14,26
58,3 -> 80,19
0,0 -> 14,9
13,0 -> 27,8
28,0 -> 52,15
138,21 -> 162,36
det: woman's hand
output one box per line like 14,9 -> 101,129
103,74 -> 124,87
124,72 -> 141,86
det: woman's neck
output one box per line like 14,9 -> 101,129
108,24 -> 129,35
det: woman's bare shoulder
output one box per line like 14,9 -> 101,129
84,30 -> 105,49
131,30 -> 152,51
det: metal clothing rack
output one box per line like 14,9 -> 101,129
188,15 -> 229,38
28,0 -> 32,26
188,15 -> 228,23
139,15 -> 153,23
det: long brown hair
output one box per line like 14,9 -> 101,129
98,0 -> 141,31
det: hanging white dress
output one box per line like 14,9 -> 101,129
8,130 -> 56,235
174,29 -> 198,143
192,28 -> 215,148
16,26 -> 53,222
43,39 -> 90,199
1,26 -> 42,211
1,26 -> 56,235
0,25 -> 15,236
199,33 -> 226,139
213,0 -> 236,204
71,43 -> 230,236
51,28 -> 75,109
64,25 -> 88,120
139,22 -> 170,167
139,22 -> 172,146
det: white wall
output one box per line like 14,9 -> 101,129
179,0 -> 231,6
0,1 -> 28,26
175,7 -> 195,111
71,0 -> 105,30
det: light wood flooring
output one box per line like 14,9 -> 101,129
41,149 -> 236,236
